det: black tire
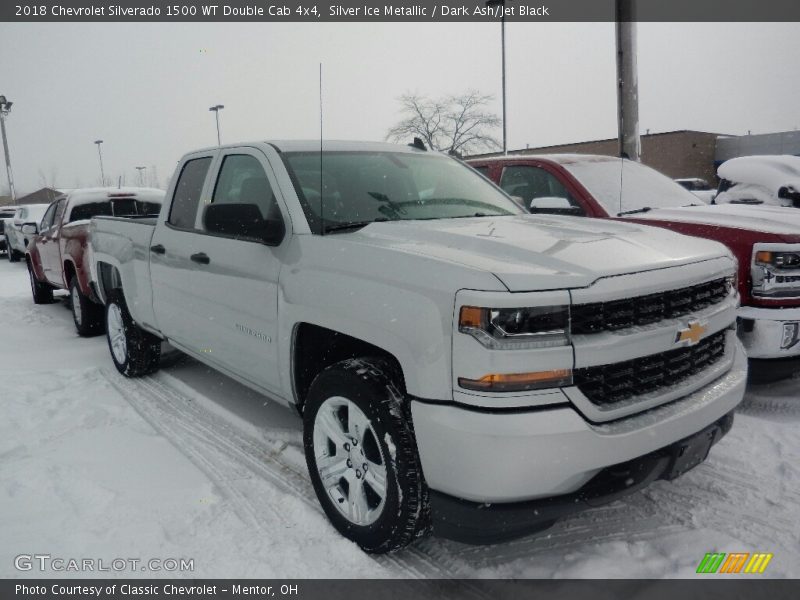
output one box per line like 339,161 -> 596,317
27,261 -> 53,304
104,291 -> 161,377
303,357 -> 430,553
9,249 -> 21,262
69,276 -> 104,337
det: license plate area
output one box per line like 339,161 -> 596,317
664,427 -> 717,480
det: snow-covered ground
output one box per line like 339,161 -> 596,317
0,257 -> 798,579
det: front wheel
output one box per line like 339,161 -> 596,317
303,358 -> 430,553
105,292 -> 161,377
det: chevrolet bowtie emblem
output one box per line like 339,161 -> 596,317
675,320 -> 708,346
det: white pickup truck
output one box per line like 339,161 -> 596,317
90,140 -> 747,552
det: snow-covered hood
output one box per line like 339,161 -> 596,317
632,204 -> 800,237
348,214 -> 731,292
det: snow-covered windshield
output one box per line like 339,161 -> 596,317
283,151 -> 524,234
562,158 -> 701,216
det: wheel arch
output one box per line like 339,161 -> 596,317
95,261 -> 124,305
291,322 -> 406,413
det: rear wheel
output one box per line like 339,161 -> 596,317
105,292 -> 161,377
69,276 -> 104,336
303,357 -> 430,553
27,262 -> 53,304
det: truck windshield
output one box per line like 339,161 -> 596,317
563,159 -> 702,216
282,151 -> 524,234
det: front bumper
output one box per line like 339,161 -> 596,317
738,305 -> 800,359
411,338 -> 746,504
430,411 -> 735,544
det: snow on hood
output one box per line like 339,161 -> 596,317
347,214 -> 731,292
716,155 -> 800,206
632,203 -> 800,237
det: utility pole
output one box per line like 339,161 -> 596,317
486,0 -> 507,155
0,96 -> 17,203
616,0 -> 641,161
135,166 -> 146,186
94,140 -> 106,186
209,104 -> 224,146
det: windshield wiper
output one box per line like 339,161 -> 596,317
617,207 -> 652,216
367,192 -> 407,218
323,217 -> 388,234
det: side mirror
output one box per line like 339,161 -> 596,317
204,203 -> 285,246
778,186 -> 800,206
529,196 -> 584,216
21,223 -> 38,235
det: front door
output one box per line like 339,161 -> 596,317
39,198 -> 66,286
151,149 -> 288,396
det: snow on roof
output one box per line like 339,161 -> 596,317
191,140 -> 432,155
65,187 -> 165,207
470,153 -> 620,165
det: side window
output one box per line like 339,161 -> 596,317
168,157 -> 212,229
53,199 -> 67,228
499,165 -> 578,208
18,208 -> 26,220
211,154 -> 279,221
40,203 -> 57,231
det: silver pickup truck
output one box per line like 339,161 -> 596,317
90,140 -> 747,552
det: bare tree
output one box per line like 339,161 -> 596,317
38,166 -> 59,189
386,91 -> 501,156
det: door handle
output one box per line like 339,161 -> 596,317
150,244 -> 166,255
190,252 -> 210,265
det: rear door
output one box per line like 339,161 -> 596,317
150,152 -> 217,348
154,147 -> 288,395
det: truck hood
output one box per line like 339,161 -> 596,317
348,215 -> 731,292
631,204 -> 800,237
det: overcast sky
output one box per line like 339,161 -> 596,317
1,21 -> 799,194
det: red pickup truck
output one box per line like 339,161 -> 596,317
468,154 -> 800,381
25,187 -> 164,335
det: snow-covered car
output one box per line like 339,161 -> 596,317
674,178 -> 716,203
0,206 -> 17,254
25,188 -> 164,336
89,141 -> 748,552
714,155 -> 800,207
3,203 -> 49,262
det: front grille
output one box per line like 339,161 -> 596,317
574,330 -> 727,406
571,278 -> 728,335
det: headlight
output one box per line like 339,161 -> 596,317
752,248 -> 800,298
459,305 -> 570,349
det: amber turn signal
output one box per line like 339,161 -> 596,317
459,369 -> 573,392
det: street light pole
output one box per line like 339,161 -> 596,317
209,104 -> 224,146
94,140 -> 106,186
0,95 -> 17,203
135,166 -> 146,186
486,1 -> 507,154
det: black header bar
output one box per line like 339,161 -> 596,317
3,0 -> 800,22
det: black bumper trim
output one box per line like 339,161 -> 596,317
748,356 -> 800,384
430,410 -> 735,545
